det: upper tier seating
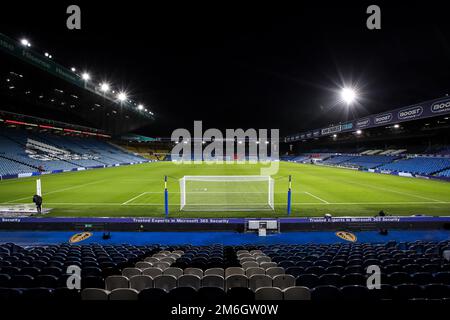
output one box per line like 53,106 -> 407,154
378,157 -> 450,175
1,241 -> 450,301
0,127 -> 147,177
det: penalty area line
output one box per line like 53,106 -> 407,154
121,192 -> 149,205
304,191 -> 330,204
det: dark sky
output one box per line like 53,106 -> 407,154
2,1 -> 450,137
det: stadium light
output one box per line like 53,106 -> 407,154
341,87 -> 357,105
20,39 -> 31,47
81,73 -> 90,81
100,83 -> 110,92
117,92 -> 127,101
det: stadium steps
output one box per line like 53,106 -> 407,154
26,133 -> 95,169
108,141 -> 133,154
29,132 -> 109,167
0,154 -> 39,171
433,166 -> 450,176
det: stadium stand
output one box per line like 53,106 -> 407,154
1,241 -> 450,301
322,155 -> 357,165
378,157 -> 450,175
0,127 -> 147,177
341,155 -> 400,170
438,169 -> 450,178
290,155 -> 310,163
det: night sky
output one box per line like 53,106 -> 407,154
2,1 -> 450,137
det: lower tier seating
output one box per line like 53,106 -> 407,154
1,241 -> 450,300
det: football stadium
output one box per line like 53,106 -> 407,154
1,2 -> 450,313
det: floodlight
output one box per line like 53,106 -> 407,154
117,92 -> 127,101
341,87 -> 357,105
20,39 -> 30,47
100,83 -> 110,92
81,73 -> 90,81
138,104 -> 144,110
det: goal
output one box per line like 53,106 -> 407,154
179,175 -> 275,211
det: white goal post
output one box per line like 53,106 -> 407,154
179,175 -> 275,211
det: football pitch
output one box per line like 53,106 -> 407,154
1,161 -> 450,218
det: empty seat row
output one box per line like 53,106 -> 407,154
82,286 -> 312,301
105,273 -> 296,292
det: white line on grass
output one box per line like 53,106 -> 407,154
5,179 -> 108,204
122,192 -> 149,205
304,191 -> 330,204
343,180 -> 443,203
3,201 -> 449,206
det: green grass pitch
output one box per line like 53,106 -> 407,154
1,161 -> 450,217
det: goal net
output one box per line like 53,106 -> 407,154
179,175 -> 274,211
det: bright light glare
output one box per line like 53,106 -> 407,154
117,92 -> 127,101
82,73 -> 90,81
138,104 -> 144,110
341,87 -> 357,105
20,39 -> 31,47
100,83 -> 110,92
356,130 -> 362,135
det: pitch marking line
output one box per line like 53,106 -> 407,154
340,179 -> 444,203
5,179 -> 108,204
3,201 -> 449,206
122,192 -> 151,205
304,191 -> 330,204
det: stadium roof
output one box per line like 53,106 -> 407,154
0,33 -> 155,135
285,97 -> 450,142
